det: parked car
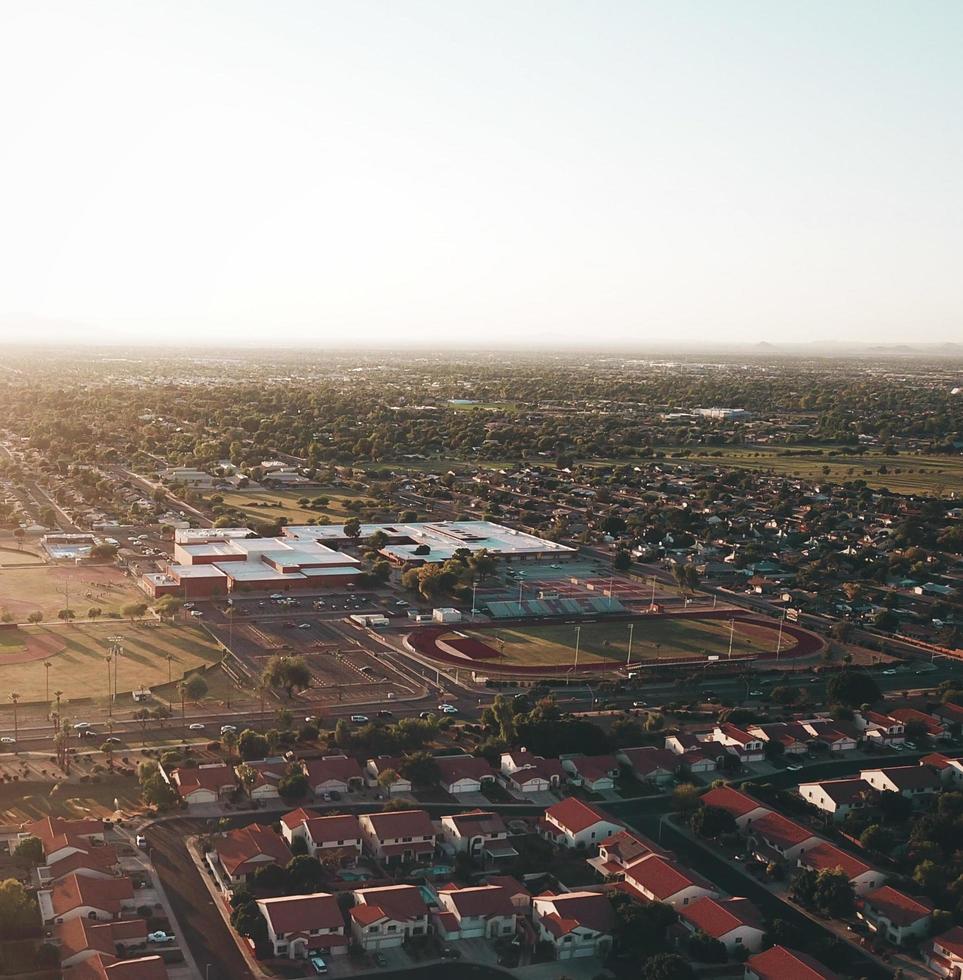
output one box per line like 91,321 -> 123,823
377,710 -> 394,718
0,736 -> 16,745
189,610 -> 203,618
147,931 -> 173,944
220,724 -> 237,735
310,953 -> 328,974
188,723 -> 206,731
136,834 -> 148,848
350,714 -> 369,723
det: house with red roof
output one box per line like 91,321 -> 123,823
66,952 -> 169,980
165,762 -> 237,806
358,809 -> 436,866
678,896 -> 765,954
927,925 -> 963,977
744,944 -> 838,979
440,810 -> 517,863
712,723 -> 765,762
303,755 -> 365,795
540,798 -> 622,850
364,756 -> 412,795
797,842 -> 884,895
256,892 -> 348,958
664,734 -> 728,770
798,778 -> 875,823
500,750 -> 566,791
279,809 -> 362,863
622,853 -> 719,908
700,786 -> 771,830
21,817 -> 105,857
616,747 -> 677,786
482,875 -> 531,912
531,891 -> 614,960
889,706 -> 946,739
349,885 -> 429,950
208,823 -> 293,888
561,755 -> 621,792
860,765 -> 941,801
55,917 -> 147,968
238,759 -> 291,800
433,884 -> 517,941
920,752 -> 963,787
856,885 -> 933,945
747,812 -> 821,863
801,721 -> 857,753
587,829 -> 669,881
747,722 -> 810,756
37,873 -> 135,925
854,710 -> 905,747
435,755 -> 497,795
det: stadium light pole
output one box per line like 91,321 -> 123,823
626,623 -> 635,668
776,611 -> 785,661
471,580 -> 477,623
105,656 -> 112,718
727,618 -> 735,659
573,625 -> 581,673
650,577 -> 657,608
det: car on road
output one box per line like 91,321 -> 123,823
189,610 -> 203,617
749,690 -> 764,697
310,953 -> 328,974
882,668 -> 897,676
0,736 -> 15,745
377,710 -> 394,718
147,931 -> 173,944
786,762 -> 803,771
437,703 -> 456,712
394,599 -> 408,607
632,700 -> 647,708
188,723 -> 206,731
136,834 -> 148,848
350,714 -> 369,723
220,724 -> 237,735
440,947 -> 461,960
419,711 -> 434,719
104,736 -> 122,744
298,623 -> 311,629
80,729 -> 100,739
182,602 -> 195,610
73,721 -> 92,730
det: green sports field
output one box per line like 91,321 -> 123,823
465,616 -> 785,667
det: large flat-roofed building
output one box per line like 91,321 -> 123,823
141,529 -> 361,598
285,520 -> 575,566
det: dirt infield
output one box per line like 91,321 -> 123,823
0,627 -> 67,664
406,609 -> 824,675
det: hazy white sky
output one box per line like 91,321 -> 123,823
1,1 -> 962,347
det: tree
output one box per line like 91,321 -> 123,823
231,896 -> 269,953
183,673 -> 209,705
121,602 -> 148,621
278,770 -> 308,800
221,727 -> 239,757
399,751 -> 440,788
13,836 -> 44,866
286,855 -> 326,893
826,670 -> 881,707
26,610 -> 43,623
642,953 -> 695,980
672,783 -> 701,815
690,805 -> 736,839
687,929 -> 726,963
91,543 -> 118,560
100,741 -> 116,768
251,862 -> 288,892
812,868 -> 855,917
376,768 -> 400,792
261,655 -> 311,700
238,729 -> 269,761
0,878 -> 39,939
57,608 -> 75,621
613,550 -> 632,571
139,761 -> 177,809
859,824 -> 892,854
343,517 -> 361,539
236,763 -> 259,796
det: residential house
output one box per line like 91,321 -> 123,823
365,757 -> 412,795
55,917 -> 147,967
165,763 -> 237,806
561,755 -> 621,792
435,755 -> 497,795
209,824 -> 293,887
483,875 -> 532,913
664,734 -> 727,769
888,707 -> 946,741
439,810 -> 517,863
303,756 -> 365,796
279,809 -> 362,863
712,724 -> 765,763
927,926 -> 963,977
433,884 -> 517,941
860,766 -> 941,802
747,722 -> 810,756
358,809 -> 436,866
857,885 -> 933,945
920,753 -> 963,787
616,747 -> 677,786
797,842 -> 884,896
747,812 -> 821,863
64,952 -> 168,980
700,786 -> 771,830
540,798 -> 622,851
745,945 -> 838,979
239,759 -> 290,801
854,711 -> 905,747
37,873 -> 135,926
349,885 -> 429,950
678,896 -> 765,954
256,892 -> 348,958
802,721 -> 857,753
531,891 -> 615,960
798,778 -> 875,823
587,829 -> 669,881
623,854 -> 719,908
500,749 -> 565,787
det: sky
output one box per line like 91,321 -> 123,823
1,1 -> 962,348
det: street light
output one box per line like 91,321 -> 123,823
43,660 -> 51,706
626,622 -> 635,668
105,656 -> 112,718
573,625 -> 582,673
776,610 -> 785,660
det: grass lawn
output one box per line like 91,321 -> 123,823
466,616 -> 784,667
0,621 -> 224,704
0,772 -> 144,823
0,563 -> 142,620
206,488 -> 373,524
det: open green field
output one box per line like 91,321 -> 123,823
0,621 -> 224,704
0,563 -> 142,621
466,616 -> 784,667
0,772 -> 144,823
206,488 -> 374,524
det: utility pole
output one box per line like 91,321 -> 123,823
43,660 -> 51,707
54,690 -> 63,735
105,655 -> 112,718
471,580 -> 477,623
727,618 -> 735,659
10,693 -> 19,742
108,636 -> 123,706
776,611 -> 785,660
63,578 -> 70,614
651,577 -> 657,606
573,625 -> 581,673
626,622 -> 635,667
166,654 -> 174,685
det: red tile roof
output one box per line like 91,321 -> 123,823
800,777 -> 873,806
440,884 -> 515,919
751,812 -> 818,849
619,746 -> 677,775
717,723 -> 759,746
435,755 -> 496,785
889,707 -> 943,735
351,884 -> 428,923
599,829 -> 668,865
170,763 -> 236,797
624,854 -> 716,901
443,809 -> 506,837
545,797 -> 619,835
933,925 -> 963,958
863,765 -> 941,792
799,842 -> 873,880
47,844 -> 119,880
679,896 -> 762,939
49,873 -> 134,917
257,892 -> 344,934
566,754 -> 620,783
69,953 -> 169,980
534,891 -> 614,936
304,755 -> 364,786
23,816 -> 103,852
862,885 -> 933,927
747,945 -> 838,980
362,808 -> 435,841
701,785 -> 769,819
215,823 -> 292,878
